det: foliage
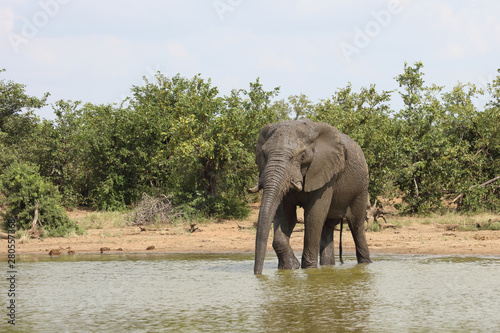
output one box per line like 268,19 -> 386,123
310,83 -> 397,198
0,65 -> 499,220
0,68 -> 48,131
34,100 -> 86,207
0,69 -> 49,170
274,93 -> 313,120
0,162 -> 83,236
392,61 -> 447,213
129,74 -> 284,217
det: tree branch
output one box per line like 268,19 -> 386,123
28,202 -> 44,238
413,178 -> 419,198
452,175 -> 500,203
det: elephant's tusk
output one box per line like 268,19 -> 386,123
291,181 -> 303,192
248,184 -> 262,193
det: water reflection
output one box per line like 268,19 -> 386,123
258,264 -> 373,332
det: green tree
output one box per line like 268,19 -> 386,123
132,74 -> 284,217
76,101 -> 168,210
439,78 -> 500,212
289,93 -> 313,120
0,69 -> 49,169
310,84 -> 396,199
0,162 -> 82,236
439,82 -> 481,204
32,100 -> 87,207
458,71 -> 500,211
0,69 -> 48,131
393,61 -> 446,213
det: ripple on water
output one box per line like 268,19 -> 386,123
1,253 -> 499,332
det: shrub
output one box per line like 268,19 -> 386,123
209,195 -> 250,220
0,162 -> 83,236
127,193 -> 181,225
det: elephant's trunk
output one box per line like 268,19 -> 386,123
254,160 -> 289,274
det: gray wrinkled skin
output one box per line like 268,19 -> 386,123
253,119 -> 372,274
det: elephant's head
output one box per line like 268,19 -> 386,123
252,119 -> 346,274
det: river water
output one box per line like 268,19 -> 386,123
1,253 -> 499,332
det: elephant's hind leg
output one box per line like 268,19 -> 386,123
348,196 -> 372,264
320,218 -> 340,266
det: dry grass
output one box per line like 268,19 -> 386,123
15,230 -> 31,243
387,211 -> 500,230
76,211 -> 126,229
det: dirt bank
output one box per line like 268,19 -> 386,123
8,203 -> 500,257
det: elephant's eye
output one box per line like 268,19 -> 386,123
301,150 -> 313,164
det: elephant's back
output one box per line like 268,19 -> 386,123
339,133 -> 369,180
332,133 -> 369,206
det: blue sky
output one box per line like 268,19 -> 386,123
1,0 -> 500,119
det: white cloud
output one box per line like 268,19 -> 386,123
0,7 -> 15,37
166,41 -> 199,73
256,47 -> 297,73
23,35 -> 136,79
464,14 -> 500,55
292,0 -> 346,15
430,2 -> 500,59
167,41 -> 191,59
437,43 -> 465,60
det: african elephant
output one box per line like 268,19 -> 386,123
250,119 -> 372,274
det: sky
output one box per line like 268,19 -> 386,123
1,0 -> 500,120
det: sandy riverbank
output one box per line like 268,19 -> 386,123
9,203 -> 500,257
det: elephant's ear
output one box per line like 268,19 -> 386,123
304,122 -> 345,192
255,123 -> 277,172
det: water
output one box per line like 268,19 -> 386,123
1,253 -> 499,332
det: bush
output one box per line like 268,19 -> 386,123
208,195 -> 250,220
489,222 -> 500,230
460,186 -> 500,214
127,193 -> 181,225
0,162 -> 83,236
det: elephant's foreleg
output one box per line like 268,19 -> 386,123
273,202 -> 300,270
347,196 -> 372,264
302,186 -> 333,269
319,218 -> 338,266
